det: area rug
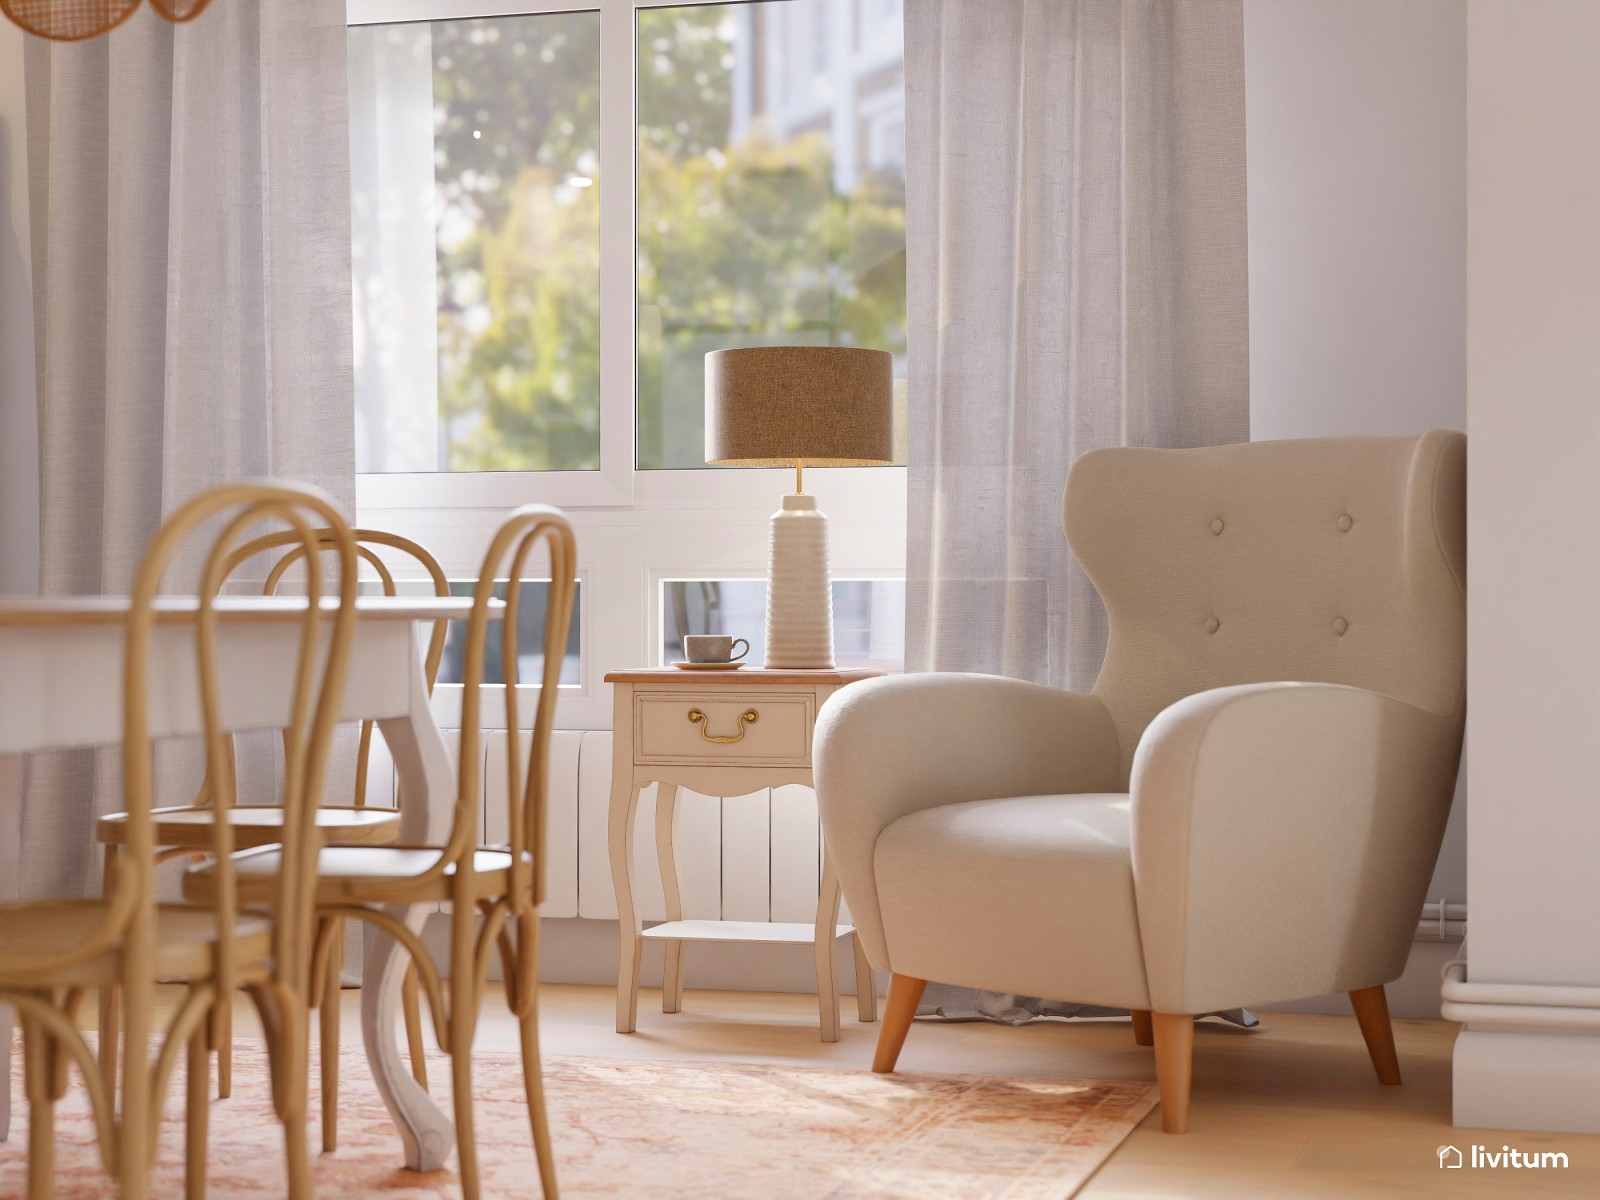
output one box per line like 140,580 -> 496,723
3,1040 -> 1157,1198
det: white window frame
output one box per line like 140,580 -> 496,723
347,0 -> 909,729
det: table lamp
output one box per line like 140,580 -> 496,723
705,346 -> 894,669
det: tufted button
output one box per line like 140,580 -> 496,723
1205,616 -> 1221,635
1337,514 -> 1353,532
1210,518 -> 1225,535
1333,617 -> 1349,636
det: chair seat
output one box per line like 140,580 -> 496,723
873,792 -> 1152,1010
183,844 -> 525,908
96,804 -> 403,849
0,901 -> 273,989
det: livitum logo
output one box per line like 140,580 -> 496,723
1437,1143 -> 1570,1170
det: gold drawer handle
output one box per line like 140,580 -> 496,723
686,708 -> 759,744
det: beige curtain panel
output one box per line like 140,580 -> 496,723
904,0 -> 1250,692
901,0 -> 1251,1023
18,0 -> 356,901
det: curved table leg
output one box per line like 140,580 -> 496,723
610,762 -> 645,1034
655,784 -> 685,1014
370,657 -> 456,1172
815,857 -> 843,1043
853,933 -> 878,1023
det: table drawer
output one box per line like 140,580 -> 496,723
634,691 -> 814,766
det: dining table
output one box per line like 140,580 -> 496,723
0,593 -> 487,1173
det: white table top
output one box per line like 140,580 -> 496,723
0,594 -> 495,627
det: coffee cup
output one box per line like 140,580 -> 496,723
684,634 -> 750,664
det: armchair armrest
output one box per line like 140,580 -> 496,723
815,673 -> 1120,965
1131,682 -> 1462,1015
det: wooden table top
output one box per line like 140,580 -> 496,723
0,594 -> 495,627
604,667 -> 885,686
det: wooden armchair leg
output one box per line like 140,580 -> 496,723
1349,985 -> 1402,1085
1130,1008 -> 1154,1046
872,975 -> 925,1074
1151,1012 -> 1193,1134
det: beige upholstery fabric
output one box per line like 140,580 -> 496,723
816,431 -> 1466,1014
1070,432 -> 1466,781
876,794 -> 1150,1009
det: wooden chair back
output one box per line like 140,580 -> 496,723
124,483 -> 360,1011
222,527 -> 450,806
458,506 -> 578,909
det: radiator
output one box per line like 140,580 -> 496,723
366,730 -> 849,925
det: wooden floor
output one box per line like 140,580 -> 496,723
150,982 -> 1598,1198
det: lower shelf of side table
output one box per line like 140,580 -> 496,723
641,920 -> 854,945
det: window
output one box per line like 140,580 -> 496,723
636,2 -> 908,470
662,578 -> 905,672
348,0 -> 909,729
349,11 -> 602,476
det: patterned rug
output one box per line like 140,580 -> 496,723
3,1040 -> 1157,1198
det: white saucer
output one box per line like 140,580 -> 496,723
671,661 -> 747,671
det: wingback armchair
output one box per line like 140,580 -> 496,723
814,431 -> 1466,1132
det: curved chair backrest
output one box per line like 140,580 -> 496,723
138,483 -> 358,1009
39,483 -> 358,995
456,506 -> 578,911
224,527 -> 451,805
1065,430 -> 1467,782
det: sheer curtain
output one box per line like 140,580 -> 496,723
902,0 -> 1251,1021
17,0 -> 356,901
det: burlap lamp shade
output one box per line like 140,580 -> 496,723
706,346 -> 894,471
704,346 -> 894,669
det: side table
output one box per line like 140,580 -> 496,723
604,667 -> 883,1041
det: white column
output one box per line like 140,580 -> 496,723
1455,0 -> 1600,1135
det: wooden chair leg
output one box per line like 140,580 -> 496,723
1130,1008 -> 1154,1046
1151,1012 -> 1193,1134
185,1020 -> 209,1200
516,915 -> 560,1199
402,966 -> 429,1089
22,1017 -> 55,1200
1349,984 -> 1402,1085
212,995 -> 233,1100
872,974 -> 926,1074
98,847 -> 120,1100
320,926 -> 344,1152
450,988 -> 481,1199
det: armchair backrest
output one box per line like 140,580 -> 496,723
1066,430 -> 1466,782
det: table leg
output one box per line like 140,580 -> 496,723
610,767 -> 645,1034
655,783 -> 685,1014
815,857 -> 843,1043
368,658 -> 456,1172
853,933 -> 878,1023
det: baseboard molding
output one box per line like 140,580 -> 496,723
1453,1028 -> 1600,1134
424,914 -> 884,998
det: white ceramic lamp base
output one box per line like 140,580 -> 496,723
764,493 -> 834,669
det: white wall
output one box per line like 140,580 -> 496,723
1246,0 -> 1466,442
1454,0 -> 1600,1135
1244,0 -> 1468,1017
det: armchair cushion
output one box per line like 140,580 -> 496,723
875,793 -> 1149,1010
815,673 -> 1120,966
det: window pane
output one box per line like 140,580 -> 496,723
636,2 -> 908,470
662,579 -> 904,671
349,13 -> 601,474
380,578 -> 582,686
439,581 -> 583,687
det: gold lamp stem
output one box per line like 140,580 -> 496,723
795,459 -> 805,495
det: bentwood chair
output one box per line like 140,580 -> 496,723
187,504 -> 577,1200
96,528 -> 446,1140
0,481 -> 358,1199
815,431 -> 1466,1133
